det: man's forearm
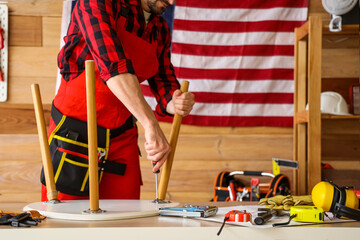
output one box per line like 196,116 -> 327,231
107,73 -> 171,169
106,73 -> 157,129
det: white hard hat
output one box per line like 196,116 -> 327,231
321,0 -> 358,32
320,91 -> 351,115
322,0 -> 358,15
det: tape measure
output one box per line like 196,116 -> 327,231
290,206 -> 324,223
225,210 -> 251,222
217,210 -> 251,236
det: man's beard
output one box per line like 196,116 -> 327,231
147,0 -> 168,15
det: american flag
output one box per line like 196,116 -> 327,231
141,0 -> 308,127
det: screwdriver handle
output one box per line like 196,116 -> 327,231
152,161 -> 160,173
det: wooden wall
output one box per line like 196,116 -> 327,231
0,1 -> 358,203
0,0 -> 63,203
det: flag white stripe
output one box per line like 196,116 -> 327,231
171,54 -> 294,69
144,96 -> 293,116
175,7 -> 308,22
177,79 -> 294,93
172,30 -> 295,46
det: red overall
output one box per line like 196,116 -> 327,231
41,14 -> 159,201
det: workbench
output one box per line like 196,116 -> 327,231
1,202 -> 359,240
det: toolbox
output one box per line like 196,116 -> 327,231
212,170 -> 291,202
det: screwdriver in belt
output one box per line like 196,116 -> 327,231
152,161 -> 160,201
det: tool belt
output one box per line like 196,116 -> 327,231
40,104 -> 135,196
212,171 -> 291,202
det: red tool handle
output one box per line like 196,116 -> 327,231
228,181 -> 236,201
0,28 -> 4,81
0,28 -> 4,50
355,190 -> 360,199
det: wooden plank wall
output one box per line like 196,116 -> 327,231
0,0 -> 63,203
0,0 -> 358,203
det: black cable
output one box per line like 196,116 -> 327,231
272,214 -> 297,227
217,216 -> 229,236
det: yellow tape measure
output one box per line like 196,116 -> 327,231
290,206 -> 324,223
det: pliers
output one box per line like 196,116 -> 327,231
0,212 -> 38,227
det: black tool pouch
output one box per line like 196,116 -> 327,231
41,104 -> 131,196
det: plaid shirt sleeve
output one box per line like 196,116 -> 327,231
147,17 -> 180,116
73,0 -> 134,81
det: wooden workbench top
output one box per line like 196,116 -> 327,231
1,202 -> 360,240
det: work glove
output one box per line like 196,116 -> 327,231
259,195 -> 292,209
292,195 -> 313,206
259,195 -> 313,210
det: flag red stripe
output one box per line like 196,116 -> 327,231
175,0 -> 308,9
173,67 -> 294,80
156,114 -> 293,127
173,20 -> 305,33
141,85 -> 293,104
193,92 -> 293,104
171,43 -> 294,56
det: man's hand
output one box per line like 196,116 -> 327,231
166,89 -> 195,116
144,123 -> 171,173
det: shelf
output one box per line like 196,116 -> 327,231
322,24 -> 359,35
295,110 -> 360,123
294,17 -> 360,195
321,114 -> 360,120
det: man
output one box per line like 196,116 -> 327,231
41,0 -> 194,201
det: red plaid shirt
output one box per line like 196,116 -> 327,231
58,0 -> 180,116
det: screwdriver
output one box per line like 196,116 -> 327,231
152,161 -> 160,202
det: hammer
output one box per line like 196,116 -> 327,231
254,208 -> 284,225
